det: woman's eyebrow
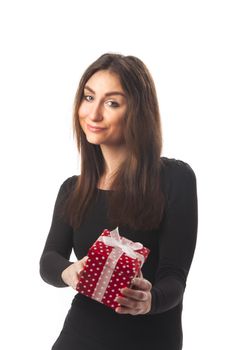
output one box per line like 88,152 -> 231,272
84,85 -> 126,97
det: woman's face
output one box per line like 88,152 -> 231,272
78,70 -> 127,147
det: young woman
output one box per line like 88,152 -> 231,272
40,53 -> 198,350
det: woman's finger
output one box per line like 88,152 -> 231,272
138,269 -> 143,278
130,277 -> 152,291
118,289 -> 148,302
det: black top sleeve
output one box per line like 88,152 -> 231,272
39,176 -> 76,287
147,160 -> 198,314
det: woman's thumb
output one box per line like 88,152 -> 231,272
80,256 -> 88,268
82,256 -> 89,264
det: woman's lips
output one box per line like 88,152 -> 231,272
87,124 -> 106,133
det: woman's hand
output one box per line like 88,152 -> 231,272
61,256 -> 88,290
114,270 -> 152,315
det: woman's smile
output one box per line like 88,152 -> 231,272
86,123 -> 107,133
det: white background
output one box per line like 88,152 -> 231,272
1,0 -> 232,349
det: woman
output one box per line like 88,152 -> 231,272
40,53 -> 198,350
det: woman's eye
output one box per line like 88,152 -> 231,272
84,95 -> 93,102
106,100 -> 119,108
83,95 -> 119,108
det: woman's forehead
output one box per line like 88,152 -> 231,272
85,70 -> 125,96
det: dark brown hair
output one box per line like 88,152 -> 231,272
63,53 -> 165,231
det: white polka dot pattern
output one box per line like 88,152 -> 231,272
76,229 -> 150,310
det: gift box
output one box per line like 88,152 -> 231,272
76,227 -> 150,310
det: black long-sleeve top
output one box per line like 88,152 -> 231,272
40,157 -> 198,350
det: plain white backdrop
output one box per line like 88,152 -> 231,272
0,0 -> 232,349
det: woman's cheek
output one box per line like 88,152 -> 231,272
78,103 -> 88,118
79,119 -> 86,133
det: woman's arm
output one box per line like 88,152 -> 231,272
39,176 -> 77,287
113,159 -> 198,316
148,160 -> 198,314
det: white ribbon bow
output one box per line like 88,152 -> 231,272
100,227 -> 145,263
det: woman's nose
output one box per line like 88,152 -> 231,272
88,103 -> 103,121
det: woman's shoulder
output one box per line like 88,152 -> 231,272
160,156 -> 197,192
161,156 -> 196,177
59,174 -> 79,194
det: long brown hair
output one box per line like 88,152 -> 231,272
63,53 -> 165,231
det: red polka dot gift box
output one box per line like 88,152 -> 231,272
76,227 -> 150,310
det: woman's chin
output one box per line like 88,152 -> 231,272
85,135 -> 103,145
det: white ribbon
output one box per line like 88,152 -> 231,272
98,227 -> 145,263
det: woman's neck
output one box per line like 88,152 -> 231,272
98,144 -> 127,189
100,144 -> 127,175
